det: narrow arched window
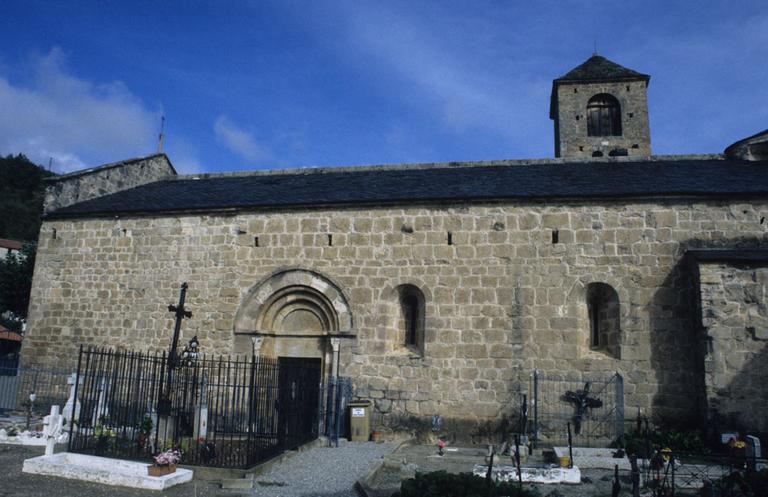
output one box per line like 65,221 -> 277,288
397,285 -> 425,352
587,94 -> 622,137
586,282 -> 621,359
403,294 -> 419,346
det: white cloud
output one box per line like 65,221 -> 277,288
0,48 -> 162,173
323,3 -> 553,155
213,115 -> 272,163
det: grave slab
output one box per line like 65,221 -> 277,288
554,446 -> 632,470
22,452 -> 193,491
0,429 -> 67,446
472,464 -> 581,484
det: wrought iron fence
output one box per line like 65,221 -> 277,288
529,370 -> 624,448
324,376 -> 352,446
0,359 -> 70,414
67,346 -> 323,469
639,451 -> 768,497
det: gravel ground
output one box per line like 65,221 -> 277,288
251,441 -> 395,497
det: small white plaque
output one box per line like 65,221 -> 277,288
352,408 -> 365,417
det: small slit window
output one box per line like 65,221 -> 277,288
587,94 -> 622,137
586,282 -> 621,359
396,284 -> 426,354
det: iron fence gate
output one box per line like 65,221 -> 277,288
530,370 -> 624,448
67,346 -> 323,469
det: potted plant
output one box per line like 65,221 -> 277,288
148,448 -> 182,476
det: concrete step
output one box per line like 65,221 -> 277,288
220,474 -> 254,490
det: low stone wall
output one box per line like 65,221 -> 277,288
695,260 -> 768,434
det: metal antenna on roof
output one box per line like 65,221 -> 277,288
157,115 -> 166,153
593,40 -> 598,56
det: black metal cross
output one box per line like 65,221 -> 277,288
159,282 -> 193,416
167,282 -> 193,368
563,381 -> 603,435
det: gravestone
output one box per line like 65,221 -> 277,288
746,435 -> 762,472
62,374 -> 82,429
746,435 -> 761,459
43,405 -> 64,456
193,374 -> 209,440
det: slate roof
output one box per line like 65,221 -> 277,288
554,55 -> 650,84
550,55 -> 651,119
687,250 -> 768,263
46,158 -> 768,219
0,238 -> 23,251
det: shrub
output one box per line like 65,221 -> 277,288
612,427 -> 707,457
704,468 -> 768,497
393,471 -> 540,497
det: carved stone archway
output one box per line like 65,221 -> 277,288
234,268 -> 354,373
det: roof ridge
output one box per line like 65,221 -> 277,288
173,154 -> 724,181
45,153 -> 175,182
554,54 -> 650,83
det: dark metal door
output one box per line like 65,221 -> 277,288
278,357 -> 321,450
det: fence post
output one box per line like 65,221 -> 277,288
615,372 -> 624,441
67,345 -> 84,452
532,370 -> 539,449
247,354 -> 256,465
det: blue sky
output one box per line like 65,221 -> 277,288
0,1 -> 766,174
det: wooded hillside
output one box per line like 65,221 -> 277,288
0,154 -> 55,241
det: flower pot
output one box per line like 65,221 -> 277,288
147,463 -> 177,477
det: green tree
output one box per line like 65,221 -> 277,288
0,243 -> 37,332
0,154 -> 55,241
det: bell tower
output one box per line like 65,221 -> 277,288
550,55 -> 651,159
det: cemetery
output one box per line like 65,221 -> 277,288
0,278 -> 764,496
0,285 -> 763,496
3,358 -> 766,496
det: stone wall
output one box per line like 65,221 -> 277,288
694,260 -> 768,434
554,80 -> 651,159
43,154 -> 175,214
22,198 -> 768,439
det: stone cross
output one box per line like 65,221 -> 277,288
43,405 -> 64,456
62,373 -> 82,429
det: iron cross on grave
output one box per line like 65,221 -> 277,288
167,282 -> 193,367
563,381 -> 603,435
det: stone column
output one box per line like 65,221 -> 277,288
330,337 -> 341,378
250,336 -> 264,357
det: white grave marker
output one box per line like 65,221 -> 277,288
62,373 -> 82,429
43,405 -> 63,456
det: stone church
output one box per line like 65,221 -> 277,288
21,55 -> 768,439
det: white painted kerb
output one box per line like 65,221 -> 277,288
22,452 -> 193,491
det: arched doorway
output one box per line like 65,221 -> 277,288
233,268 -> 353,376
